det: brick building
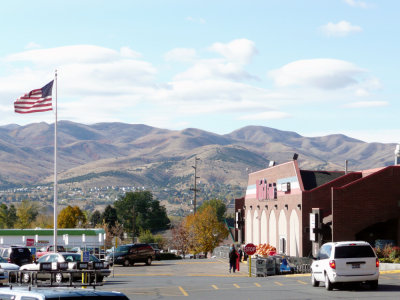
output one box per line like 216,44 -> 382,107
242,158 -> 400,257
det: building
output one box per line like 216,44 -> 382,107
242,151 -> 400,257
0,228 -> 106,250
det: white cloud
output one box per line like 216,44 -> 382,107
343,0 -> 370,8
320,20 -> 362,37
173,39 -> 258,81
238,111 -> 291,121
209,39 -> 257,65
164,48 -> 197,63
343,101 -> 388,108
268,59 -> 366,90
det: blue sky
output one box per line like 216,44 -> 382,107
0,0 -> 398,143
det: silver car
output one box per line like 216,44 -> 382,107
20,252 -> 110,283
0,256 -> 19,284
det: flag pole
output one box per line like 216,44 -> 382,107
53,70 -> 58,251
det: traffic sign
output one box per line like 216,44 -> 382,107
244,243 -> 257,255
82,251 -> 90,262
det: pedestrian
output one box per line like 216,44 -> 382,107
229,244 -> 238,273
238,247 -> 243,262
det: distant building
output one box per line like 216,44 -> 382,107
242,155 -> 400,257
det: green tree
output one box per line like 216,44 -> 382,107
0,204 -> 8,228
114,191 -> 170,240
58,205 -> 86,228
102,205 -> 118,228
15,199 -> 39,228
90,210 -> 102,227
197,199 -> 227,222
7,204 -> 17,228
138,229 -> 155,244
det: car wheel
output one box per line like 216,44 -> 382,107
311,273 -> 319,287
325,274 -> 333,291
146,257 -> 152,266
55,272 -> 63,283
123,259 -> 130,267
22,272 -> 31,283
369,280 -> 378,290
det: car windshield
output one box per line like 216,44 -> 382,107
90,255 -> 100,262
334,245 -> 375,258
0,256 -> 7,263
116,245 -> 130,252
62,254 -> 82,262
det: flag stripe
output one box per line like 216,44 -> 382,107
14,81 -> 54,114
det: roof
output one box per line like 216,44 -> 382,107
300,170 -> 345,191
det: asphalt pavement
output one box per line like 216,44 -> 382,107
96,258 -> 400,300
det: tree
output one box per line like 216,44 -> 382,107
102,205 -> 118,229
90,210 -> 102,227
138,229 -> 155,244
114,191 -> 170,240
197,199 -> 227,222
7,204 -> 17,228
57,205 -> 86,228
170,220 -> 190,257
15,199 -> 39,228
185,206 -> 228,255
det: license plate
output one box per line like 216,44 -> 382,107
352,264 -> 360,269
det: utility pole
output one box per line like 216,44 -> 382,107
190,156 -> 200,214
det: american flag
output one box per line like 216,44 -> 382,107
14,80 -> 54,114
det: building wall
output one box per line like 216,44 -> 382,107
302,172 -> 363,255
244,161 -> 302,255
332,166 -> 400,243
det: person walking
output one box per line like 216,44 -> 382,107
229,244 -> 238,273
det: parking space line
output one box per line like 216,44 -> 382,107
254,283 -> 261,287
274,281 -> 283,286
178,286 -> 189,296
297,280 -> 308,285
233,283 -> 240,288
212,285 -> 219,290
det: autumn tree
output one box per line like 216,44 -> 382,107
197,199 -> 227,222
170,219 -> 190,257
185,206 -> 228,255
15,199 -> 39,228
57,205 -> 86,228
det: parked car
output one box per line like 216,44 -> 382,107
0,287 -> 130,299
310,241 -> 379,290
0,256 -> 20,284
20,252 -> 110,283
36,245 -> 66,259
149,243 -> 161,260
105,243 -> 155,266
0,246 -> 33,266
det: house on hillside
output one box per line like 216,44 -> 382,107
240,146 -> 400,257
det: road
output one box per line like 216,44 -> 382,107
95,258 -> 400,299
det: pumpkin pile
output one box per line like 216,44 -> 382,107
256,243 -> 277,257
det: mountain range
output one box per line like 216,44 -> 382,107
0,121 -> 397,200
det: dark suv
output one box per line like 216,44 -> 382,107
1,246 -> 33,266
105,243 -> 155,266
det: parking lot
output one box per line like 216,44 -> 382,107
94,259 -> 400,300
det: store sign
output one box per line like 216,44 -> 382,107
310,213 -> 316,241
26,238 -> 34,246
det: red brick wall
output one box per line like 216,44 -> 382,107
332,166 -> 400,242
301,172 -> 362,256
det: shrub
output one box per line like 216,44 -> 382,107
159,252 -> 182,260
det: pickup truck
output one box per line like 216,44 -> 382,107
35,245 -> 66,259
